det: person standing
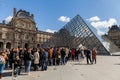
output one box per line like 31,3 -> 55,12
19,48 -> 25,70
56,48 -> 61,65
60,48 -> 66,65
84,48 -> 92,64
49,48 -> 53,66
92,48 -> 97,64
41,49 -> 48,71
24,48 -> 32,74
53,48 -> 57,65
71,48 -> 75,61
33,48 -> 40,71
77,48 -> 82,61
0,51 -> 6,79
13,48 -> 21,76
65,48 -> 69,62
4,49 -> 10,69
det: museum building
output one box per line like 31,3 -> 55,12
0,8 -> 53,49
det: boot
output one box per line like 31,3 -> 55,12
0,73 -> 2,79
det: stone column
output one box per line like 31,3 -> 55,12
11,43 -> 13,49
13,42 -> 18,48
21,32 -> 24,48
2,31 -> 6,49
3,41 -> 6,49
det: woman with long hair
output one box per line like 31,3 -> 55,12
0,51 -> 7,79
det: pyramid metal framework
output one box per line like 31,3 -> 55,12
53,15 -> 110,55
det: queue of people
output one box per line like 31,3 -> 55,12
0,47 -> 97,79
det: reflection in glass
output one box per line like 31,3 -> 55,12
54,15 -> 110,55
42,15 -> 120,55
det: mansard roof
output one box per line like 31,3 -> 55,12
16,9 -> 34,21
109,25 -> 120,30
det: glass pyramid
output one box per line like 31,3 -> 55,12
54,15 -> 110,55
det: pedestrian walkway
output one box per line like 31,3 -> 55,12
2,56 -> 120,80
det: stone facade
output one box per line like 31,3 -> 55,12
0,8 -> 53,49
107,25 -> 120,48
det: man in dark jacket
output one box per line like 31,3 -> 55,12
60,48 -> 66,65
41,49 -> 48,71
12,48 -> 21,76
84,48 -> 92,64
24,48 -> 32,74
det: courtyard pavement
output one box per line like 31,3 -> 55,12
2,56 -> 120,80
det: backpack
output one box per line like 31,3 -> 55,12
0,56 -> 5,64
29,53 -> 34,60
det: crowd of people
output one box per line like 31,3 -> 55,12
0,47 -> 97,79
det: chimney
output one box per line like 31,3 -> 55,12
13,8 -> 17,17
31,14 -> 34,19
2,20 -> 5,25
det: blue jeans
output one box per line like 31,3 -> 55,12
14,67 -> 20,76
78,54 -> 81,61
25,60 -> 31,73
62,57 -> 66,64
50,58 -> 53,66
41,61 -> 47,71
0,64 -> 5,73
